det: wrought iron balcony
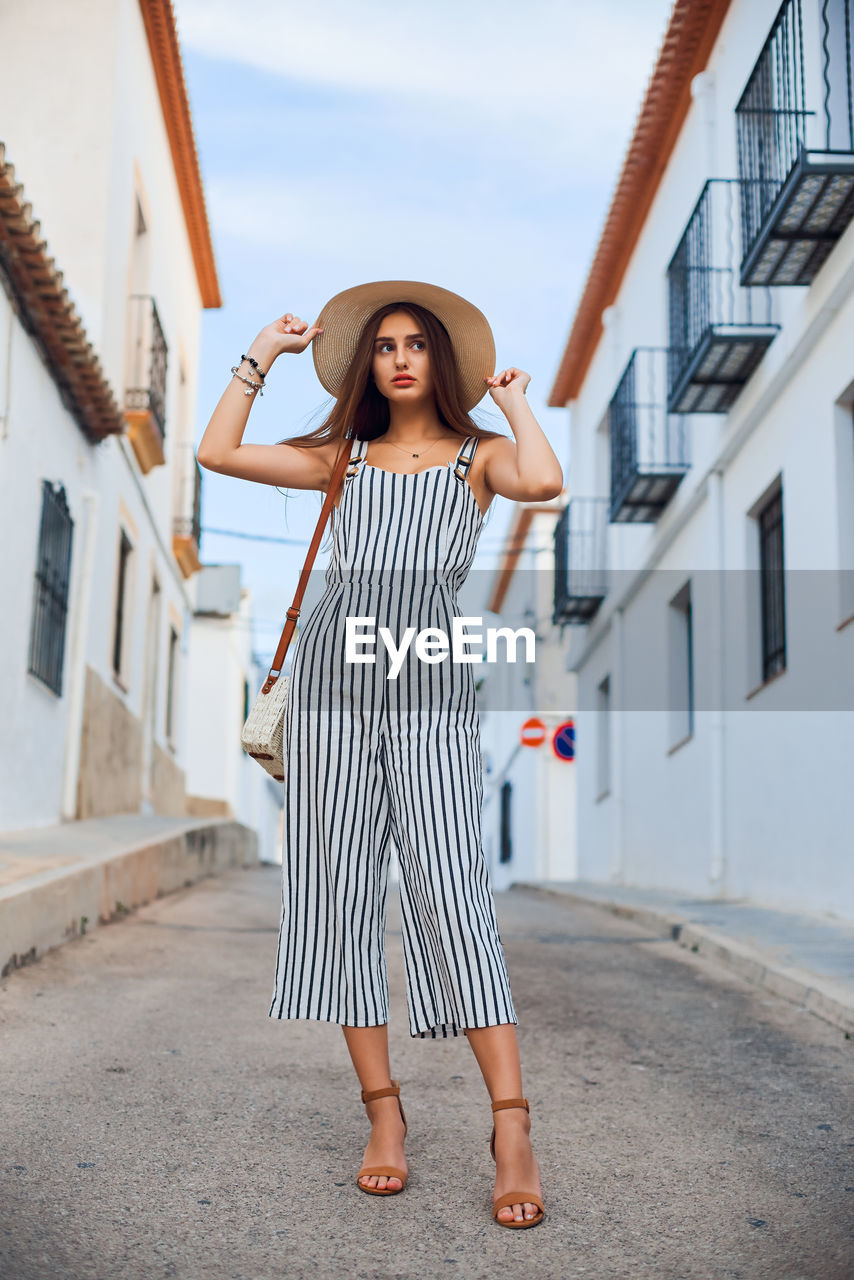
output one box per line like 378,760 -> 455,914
609,347 -> 690,522
125,293 -> 168,473
736,0 -> 854,286
667,179 -> 780,414
172,450 -> 203,578
553,498 -> 609,624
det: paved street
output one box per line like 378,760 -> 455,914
1,864 -> 852,1280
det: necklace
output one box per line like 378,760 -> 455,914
383,436 -> 445,460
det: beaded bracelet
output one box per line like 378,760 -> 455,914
230,365 -> 264,396
240,353 -> 267,381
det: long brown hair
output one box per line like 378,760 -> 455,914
279,300 -> 503,452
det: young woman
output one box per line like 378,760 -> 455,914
198,280 -> 563,1229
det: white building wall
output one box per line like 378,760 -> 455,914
0,0 -> 209,829
184,621 -> 242,804
0,297 -> 81,826
480,510 -> 577,890
0,0 -> 202,420
555,0 -> 854,919
184,581 -> 283,863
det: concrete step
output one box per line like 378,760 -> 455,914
514,878 -> 854,1038
0,814 -> 258,978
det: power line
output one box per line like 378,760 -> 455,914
200,524 -> 534,552
202,526 -> 307,546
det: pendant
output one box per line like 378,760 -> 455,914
412,452 -> 419,458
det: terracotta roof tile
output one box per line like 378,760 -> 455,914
548,0 -> 733,407
0,143 -> 124,441
139,0 -> 221,309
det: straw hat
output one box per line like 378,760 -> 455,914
311,279 -> 496,412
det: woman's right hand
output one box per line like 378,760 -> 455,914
252,313 -> 324,364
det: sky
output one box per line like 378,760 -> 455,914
175,0 -> 675,664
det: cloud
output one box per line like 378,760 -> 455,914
176,0 -> 670,177
204,170 -> 585,270
182,0 -> 672,642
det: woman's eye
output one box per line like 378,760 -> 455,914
412,340 -> 425,350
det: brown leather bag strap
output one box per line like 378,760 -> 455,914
261,435 -> 353,695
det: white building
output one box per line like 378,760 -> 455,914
545,0 -> 854,920
184,565 -> 284,864
0,0 -> 221,829
478,502 -> 576,891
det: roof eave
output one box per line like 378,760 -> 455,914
548,0 -> 733,408
0,144 -> 125,443
139,0 -> 222,309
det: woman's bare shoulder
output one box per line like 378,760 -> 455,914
308,436 -> 355,494
473,431 -> 510,471
474,430 -> 509,452
285,435 -> 348,479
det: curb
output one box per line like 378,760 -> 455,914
1,818 -> 259,980
513,882 -> 854,1039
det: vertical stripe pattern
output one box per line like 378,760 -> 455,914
268,434 -> 518,1038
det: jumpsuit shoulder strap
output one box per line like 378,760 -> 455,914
453,435 -> 478,483
345,433 -> 367,477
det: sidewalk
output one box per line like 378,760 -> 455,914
0,813 -> 258,979
515,878 -> 854,1037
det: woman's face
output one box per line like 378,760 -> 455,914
370,309 -> 435,405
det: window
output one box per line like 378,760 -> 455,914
834,401 -> 854,624
668,580 -> 694,747
596,674 -> 611,799
112,528 -> 134,680
28,481 -> 74,695
242,677 -> 250,725
166,625 -> 179,743
758,488 -> 786,680
499,781 -> 513,863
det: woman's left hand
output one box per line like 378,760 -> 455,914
485,367 -> 531,404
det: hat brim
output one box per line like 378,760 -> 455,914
311,280 -> 496,414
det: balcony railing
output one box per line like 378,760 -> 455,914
736,0 -> 854,285
667,179 -> 780,413
125,294 -> 168,472
609,347 -> 690,522
172,451 -> 203,578
553,498 -> 609,624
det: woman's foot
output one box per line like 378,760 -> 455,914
492,1106 -> 543,1223
358,1093 -> 408,1191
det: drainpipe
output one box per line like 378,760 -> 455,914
61,490 -> 99,821
0,298 -> 13,440
691,70 -> 717,174
708,469 -> 727,890
611,606 -> 626,883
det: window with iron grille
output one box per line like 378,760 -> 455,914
28,481 -> 74,696
758,488 -> 786,680
113,529 -> 133,678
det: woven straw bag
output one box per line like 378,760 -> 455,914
241,437 -> 353,780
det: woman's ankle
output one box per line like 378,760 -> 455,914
365,1096 -> 404,1124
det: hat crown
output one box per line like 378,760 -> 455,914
312,280 -> 495,414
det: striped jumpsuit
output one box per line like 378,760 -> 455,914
268,433 -> 518,1039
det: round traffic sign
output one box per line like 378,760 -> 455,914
520,717 -> 547,748
552,720 -> 575,761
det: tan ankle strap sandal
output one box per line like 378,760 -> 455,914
355,1078 -> 408,1196
489,1096 -> 546,1228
